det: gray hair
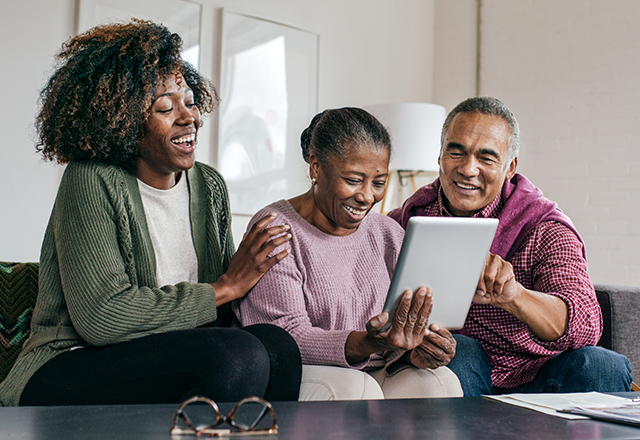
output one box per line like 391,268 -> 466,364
440,96 -> 520,164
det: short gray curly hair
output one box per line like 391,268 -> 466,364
440,96 -> 520,164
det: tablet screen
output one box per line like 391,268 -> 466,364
381,217 -> 498,331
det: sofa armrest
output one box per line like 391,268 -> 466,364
0,262 -> 39,383
594,283 -> 640,379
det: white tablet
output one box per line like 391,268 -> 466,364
381,216 -> 499,331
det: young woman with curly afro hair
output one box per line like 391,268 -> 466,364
0,19 -> 301,407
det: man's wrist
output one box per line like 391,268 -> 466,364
497,282 -> 528,316
498,285 -> 569,341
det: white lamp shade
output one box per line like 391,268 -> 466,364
364,103 -> 446,172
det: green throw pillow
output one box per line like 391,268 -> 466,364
0,262 -> 39,383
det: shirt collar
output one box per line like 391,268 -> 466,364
436,187 -> 503,218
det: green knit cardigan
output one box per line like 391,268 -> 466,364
0,161 -> 235,406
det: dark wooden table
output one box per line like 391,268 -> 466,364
2,394 -> 640,440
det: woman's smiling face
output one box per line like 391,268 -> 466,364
135,73 -> 200,189
309,145 -> 389,236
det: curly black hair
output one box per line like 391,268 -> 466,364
36,19 -> 219,167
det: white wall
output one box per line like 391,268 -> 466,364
197,0 -> 437,241
201,0 -> 436,109
433,0 -> 640,286
0,0 -> 437,260
432,0 -> 477,112
8,1 -> 637,287
0,0 -> 75,262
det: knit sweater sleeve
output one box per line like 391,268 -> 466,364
54,162 -> 218,346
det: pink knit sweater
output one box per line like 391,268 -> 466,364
232,200 -> 405,370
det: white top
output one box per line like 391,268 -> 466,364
137,173 -> 199,287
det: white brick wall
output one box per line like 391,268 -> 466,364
435,0 -> 640,285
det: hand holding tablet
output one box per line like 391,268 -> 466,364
381,217 -> 499,331
369,286 -> 434,348
369,286 -> 457,369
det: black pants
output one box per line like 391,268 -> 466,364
20,324 -> 301,406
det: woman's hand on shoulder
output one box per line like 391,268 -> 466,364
212,213 -> 291,305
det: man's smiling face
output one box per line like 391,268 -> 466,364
438,112 -> 518,217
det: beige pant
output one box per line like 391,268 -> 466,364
298,365 -> 463,401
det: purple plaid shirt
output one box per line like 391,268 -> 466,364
403,187 -> 602,388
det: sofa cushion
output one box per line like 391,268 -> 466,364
594,283 -> 640,380
0,262 -> 39,383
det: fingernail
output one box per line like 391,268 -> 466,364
432,324 -> 440,331
269,213 -> 277,218
284,224 -> 290,230
426,290 -> 432,298
419,288 -> 426,296
476,289 -> 484,296
287,233 -> 292,238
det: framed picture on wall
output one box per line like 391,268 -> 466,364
76,0 -> 201,69
217,10 -> 319,215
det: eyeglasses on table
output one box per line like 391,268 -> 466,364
170,395 -> 278,437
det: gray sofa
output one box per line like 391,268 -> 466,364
595,284 -> 640,380
0,263 -> 637,386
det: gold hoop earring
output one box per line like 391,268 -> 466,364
311,178 -> 317,186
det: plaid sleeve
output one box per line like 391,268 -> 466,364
520,222 -> 603,351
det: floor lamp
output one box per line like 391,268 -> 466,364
364,103 -> 446,214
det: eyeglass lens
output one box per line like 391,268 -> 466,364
229,400 -> 272,431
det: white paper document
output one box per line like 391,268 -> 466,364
485,392 -> 636,420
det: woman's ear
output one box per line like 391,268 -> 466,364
308,153 -> 320,180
